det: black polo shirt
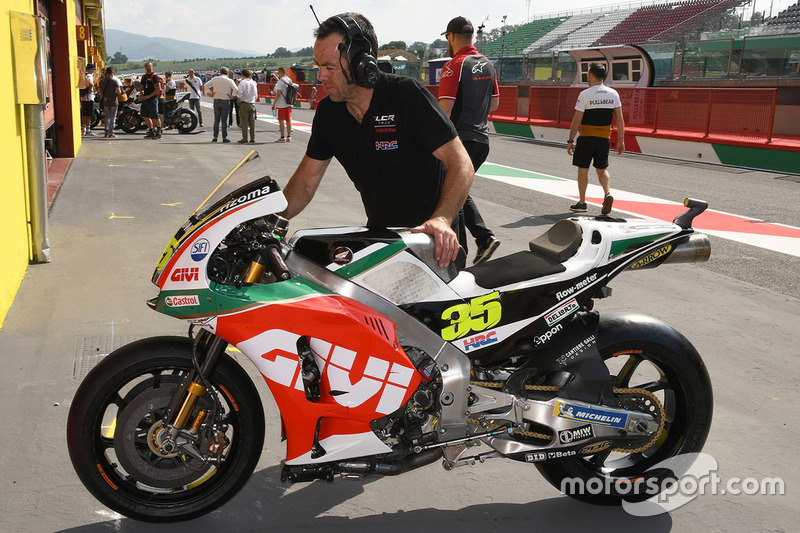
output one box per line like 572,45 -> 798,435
306,73 -> 458,228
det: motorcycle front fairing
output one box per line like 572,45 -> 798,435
149,152 -> 424,465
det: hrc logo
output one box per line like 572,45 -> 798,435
463,331 -> 498,351
376,140 -> 398,150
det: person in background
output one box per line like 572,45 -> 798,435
272,67 -> 293,143
236,69 -> 258,143
139,62 -> 162,140
228,69 -> 239,128
204,66 -> 237,143
164,71 -> 177,100
98,66 -> 122,138
438,16 -> 502,264
80,62 -> 96,136
566,62 -> 624,215
184,68 -> 203,127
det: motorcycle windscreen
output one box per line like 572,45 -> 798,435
152,151 -> 279,283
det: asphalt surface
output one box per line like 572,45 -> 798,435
0,99 -> 797,532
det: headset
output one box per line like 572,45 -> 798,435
332,13 -> 379,89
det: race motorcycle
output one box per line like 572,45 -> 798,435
67,152 -> 714,522
117,92 -> 198,134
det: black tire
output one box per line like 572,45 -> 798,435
176,109 -> 198,133
119,110 -> 140,134
66,336 -> 265,522
91,107 -> 102,129
536,312 -> 713,505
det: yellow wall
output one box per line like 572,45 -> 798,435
0,0 -> 84,328
0,0 -> 36,328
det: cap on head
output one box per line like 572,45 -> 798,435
86,63 -> 96,70
442,16 -> 474,36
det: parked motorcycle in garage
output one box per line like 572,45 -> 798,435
67,152 -> 714,522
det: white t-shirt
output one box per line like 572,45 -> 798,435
237,78 -> 258,104
185,76 -> 202,99
204,75 -> 238,100
273,76 -> 293,108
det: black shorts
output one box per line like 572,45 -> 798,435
141,97 -> 159,119
158,98 -> 165,114
572,136 -> 611,169
80,101 -> 93,117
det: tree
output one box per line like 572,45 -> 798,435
379,40 -> 407,51
408,41 -> 428,59
108,51 -> 128,64
296,46 -> 313,57
273,47 -> 292,58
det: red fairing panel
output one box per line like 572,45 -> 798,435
216,295 -> 422,464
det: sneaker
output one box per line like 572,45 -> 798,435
473,236 -> 500,265
211,138 -> 218,142
144,131 -> 155,138
601,193 -> 614,215
275,138 -> 286,143
108,134 -> 117,138
249,140 -> 255,143
222,138 -> 231,143
85,131 -> 96,136
286,137 -> 291,143
569,202 -> 587,212
237,139 -> 248,143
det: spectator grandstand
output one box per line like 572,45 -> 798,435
763,1 -> 800,31
479,0 -> 754,54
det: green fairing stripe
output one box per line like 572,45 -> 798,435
609,233 -> 669,258
335,240 -> 408,279
158,278 -> 332,318
477,162 -> 563,181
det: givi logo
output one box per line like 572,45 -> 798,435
241,331 -> 415,414
171,267 -> 199,282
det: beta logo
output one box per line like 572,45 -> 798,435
463,331 -> 498,351
165,295 -> 199,307
376,140 -> 398,151
191,239 -> 211,262
171,267 -> 199,283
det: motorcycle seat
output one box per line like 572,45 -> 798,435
528,219 -> 583,262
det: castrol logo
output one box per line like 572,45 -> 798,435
165,295 -> 199,307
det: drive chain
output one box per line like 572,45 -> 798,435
468,380 -> 665,454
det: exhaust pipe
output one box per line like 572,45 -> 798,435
663,233 -> 711,265
630,233 -> 711,270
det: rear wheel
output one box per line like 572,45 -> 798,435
536,313 -> 713,505
176,109 -> 198,133
67,336 -> 265,522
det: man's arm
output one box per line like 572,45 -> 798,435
613,106 -> 625,155
280,155 -> 332,220
438,98 -> 455,117
411,136 -> 474,267
490,95 -> 500,112
567,110 -> 583,155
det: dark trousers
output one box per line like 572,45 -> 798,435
461,140 -> 494,246
189,99 -> 202,125
213,99 -> 230,139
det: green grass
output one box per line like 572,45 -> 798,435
111,56 -> 315,76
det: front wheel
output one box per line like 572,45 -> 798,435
119,110 -> 140,133
66,336 -> 265,522
176,108 -> 198,133
536,312 -> 713,505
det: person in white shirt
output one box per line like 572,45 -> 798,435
184,69 -> 203,126
272,67 -> 293,143
204,66 -> 238,143
236,69 -> 258,143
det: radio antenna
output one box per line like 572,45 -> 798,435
309,5 -> 321,26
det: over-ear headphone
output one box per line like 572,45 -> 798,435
332,13 -> 379,89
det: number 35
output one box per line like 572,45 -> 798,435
441,292 -> 502,341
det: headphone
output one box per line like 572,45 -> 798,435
332,13 -> 379,89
